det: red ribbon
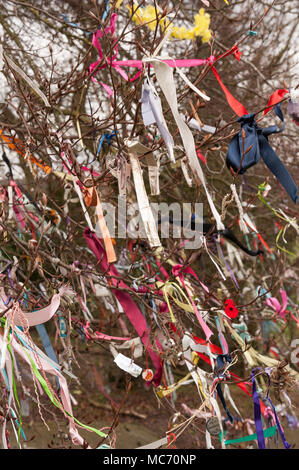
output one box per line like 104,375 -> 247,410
264,89 -> 289,115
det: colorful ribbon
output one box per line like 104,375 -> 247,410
266,289 -> 288,319
83,228 -> 162,386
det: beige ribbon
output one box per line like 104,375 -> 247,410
125,139 -> 161,248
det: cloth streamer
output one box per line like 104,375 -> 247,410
251,368 -> 265,449
172,264 -> 213,340
140,79 -> 175,163
125,139 -> 161,247
226,103 -> 298,203
153,60 -> 224,231
2,285 -> 73,328
84,184 -> 117,263
83,228 -> 163,386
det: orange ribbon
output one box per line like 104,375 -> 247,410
84,183 -> 116,263
0,130 -> 51,174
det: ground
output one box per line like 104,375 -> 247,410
6,340 -> 298,450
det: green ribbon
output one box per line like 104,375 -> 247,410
220,425 -> 278,445
7,342 -> 23,447
23,348 -> 107,439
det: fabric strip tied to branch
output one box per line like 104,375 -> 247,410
226,103 -> 298,203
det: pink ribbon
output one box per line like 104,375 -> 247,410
83,228 -> 163,386
172,264 -> 213,340
10,181 -> 26,230
266,289 -> 288,319
82,321 -> 131,342
2,285 -> 71,327
89,14 -> 217,96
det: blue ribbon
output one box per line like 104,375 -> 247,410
35,324 -> 60,390
226,104 -> 298,203
148,297 -> 161,329
61,14 -> 92,38
96,131 -> 117,156
266,395 -> 290,449
102,0 -> 110,21
264,372 -> 291,449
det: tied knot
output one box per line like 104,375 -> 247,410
172,264 -> 183,278
226,103 -> 298,203
206,55 -> 215,66
237,112 -> 256,126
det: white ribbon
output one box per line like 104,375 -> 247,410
71,175 -> 94,232
141,79 -> 175,163
230,184 -> 249,234
152,60 -> 224,231
223,383 -> 242,418
125,139 -> 161,247
203,237 -> 226,280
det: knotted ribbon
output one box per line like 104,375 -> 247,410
89,13 -> 246,109
226,103 -> 298,203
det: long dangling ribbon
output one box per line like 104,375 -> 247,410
152,60 -> 224,231
83,228 -> 162,386
213,354 -> 234,424
266,394 -> 290,449
83,183 -> 117,263
172,264 -> 213,340
140,78 -> 175,163
251,368 -> 266,449
209,62 -> 248,117
125,139 -> 161,248
35,323 -> 60,390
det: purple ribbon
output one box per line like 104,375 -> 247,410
215,237 -> 239,289
265,373 -> 290,449
251,368 -> 266,449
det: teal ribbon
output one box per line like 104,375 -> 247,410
220,425 -> 278,445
